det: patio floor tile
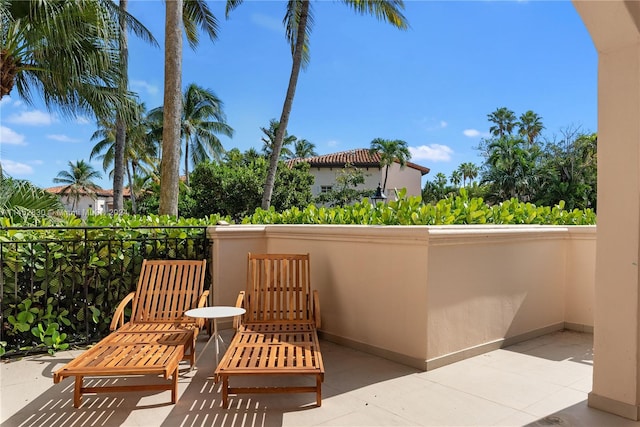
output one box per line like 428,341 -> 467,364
2,330 -> 639,427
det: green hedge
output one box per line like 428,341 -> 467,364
0,213 -> 226,357
243,190 -> 597,225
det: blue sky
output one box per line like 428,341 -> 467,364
0,0 -> 597,190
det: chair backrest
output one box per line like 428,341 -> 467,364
245,253 -> 313,324
131,259 -> 207,323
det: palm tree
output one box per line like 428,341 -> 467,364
483,137 -> 538,201
159,0 -> 220,215
1,0 -> 155,212
422,172 -> 452,204
517,110 -> 544,146
150,83 -> 234,186
0,174 -> 63,225
111,0 -> 158,212
291,139 -> 317,159
368,138 -> 411,191
487,107 -> 517,138
112,0 -> 130,214
1,0 -> 148,119
226,0 -> 408,210
53,160 -> 103,211
450,170 -> 462,188
458,162 -> 479,187
260,119 -> 296,159
90,103 -> 159,213
160,0 -> 183,216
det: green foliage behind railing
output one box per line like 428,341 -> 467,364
1,192 -> 596,358
243,189 -> 597,226
1,213 -> 227,357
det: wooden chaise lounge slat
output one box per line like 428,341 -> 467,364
53,259 -> 208,408
215,253 -> 324,408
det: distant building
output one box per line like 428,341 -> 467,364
45,186 -> 131,216
286,148 -> 430,199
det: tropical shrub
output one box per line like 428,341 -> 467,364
244,189 -> 596,226
185,157 -> 313,221
0,213 -> 227,357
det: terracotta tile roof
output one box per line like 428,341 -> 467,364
46,186 -> 131,197
286,148 -> 430,175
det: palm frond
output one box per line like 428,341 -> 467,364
184,0 -> 219,50
341,0 -> 408,30
284,0 -> 313,68
225,0 -> 243,18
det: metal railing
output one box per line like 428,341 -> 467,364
0,226 -> 211,357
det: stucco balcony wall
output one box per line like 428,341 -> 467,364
207,224 -> 595,371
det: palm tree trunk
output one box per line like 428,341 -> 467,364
383,166 -> 390,191
184,138 -> 190,186
127,161 -> 137,214
261,0 -> 309,210
0,49 -> 18,98
159,0 -> 183,216
113,0 -> 128,212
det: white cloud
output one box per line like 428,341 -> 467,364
131,79 -> 159,96
75,116 -> 91,125
47,134 -> 81,143
1,159 -> 33,175
251,13 -> 284,33
0,96 -> 13,107
326,140 -> 339,148
0,126 -> 26,145
409,144 -> 454,162
6,110 -> 56,126
418,117 -> 448,132
0,97 -> 25,108
463,129 -> 491,138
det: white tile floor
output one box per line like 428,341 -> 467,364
1,330 -> 639,427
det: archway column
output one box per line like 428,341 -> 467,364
574,0 -> 640,420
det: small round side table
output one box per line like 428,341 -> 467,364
185,306 -> 246,368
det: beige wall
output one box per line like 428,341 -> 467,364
308,163 -> 424,199
59,194 -> 106,216
208,224 -> 595,370
426,227 -> 567,365
384,162 -> 424,198
310,167 -> 382,197
574,0 -> 640,420
564,227 -> 596,329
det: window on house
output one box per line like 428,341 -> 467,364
320,185 -> 333,193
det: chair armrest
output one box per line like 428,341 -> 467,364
197,290 -> 210,308
191,290 -> 211,329
234,291 -> 245,329
313,290 -> 321,329
110,292 -> 135,331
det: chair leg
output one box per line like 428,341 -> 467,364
316,375 -> 322,407
171,368 -> 178,403
222,376 -> 229,408
190,335 -> 196,366
74,376 -> 83,408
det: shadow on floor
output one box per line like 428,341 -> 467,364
1,334 -> 418,427
504,330 -> 594,366
525,400 -> 640,427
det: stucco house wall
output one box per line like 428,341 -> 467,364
288,148 -> 430,199
46,186 -> 130,216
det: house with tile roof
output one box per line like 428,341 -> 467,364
286,148 -> 430,199
46,186 -> 130,216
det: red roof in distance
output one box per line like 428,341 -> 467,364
285,148 -> 430,175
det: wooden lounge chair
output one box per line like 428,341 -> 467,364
215,253 -> 324,408
54,259 -> 209,408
